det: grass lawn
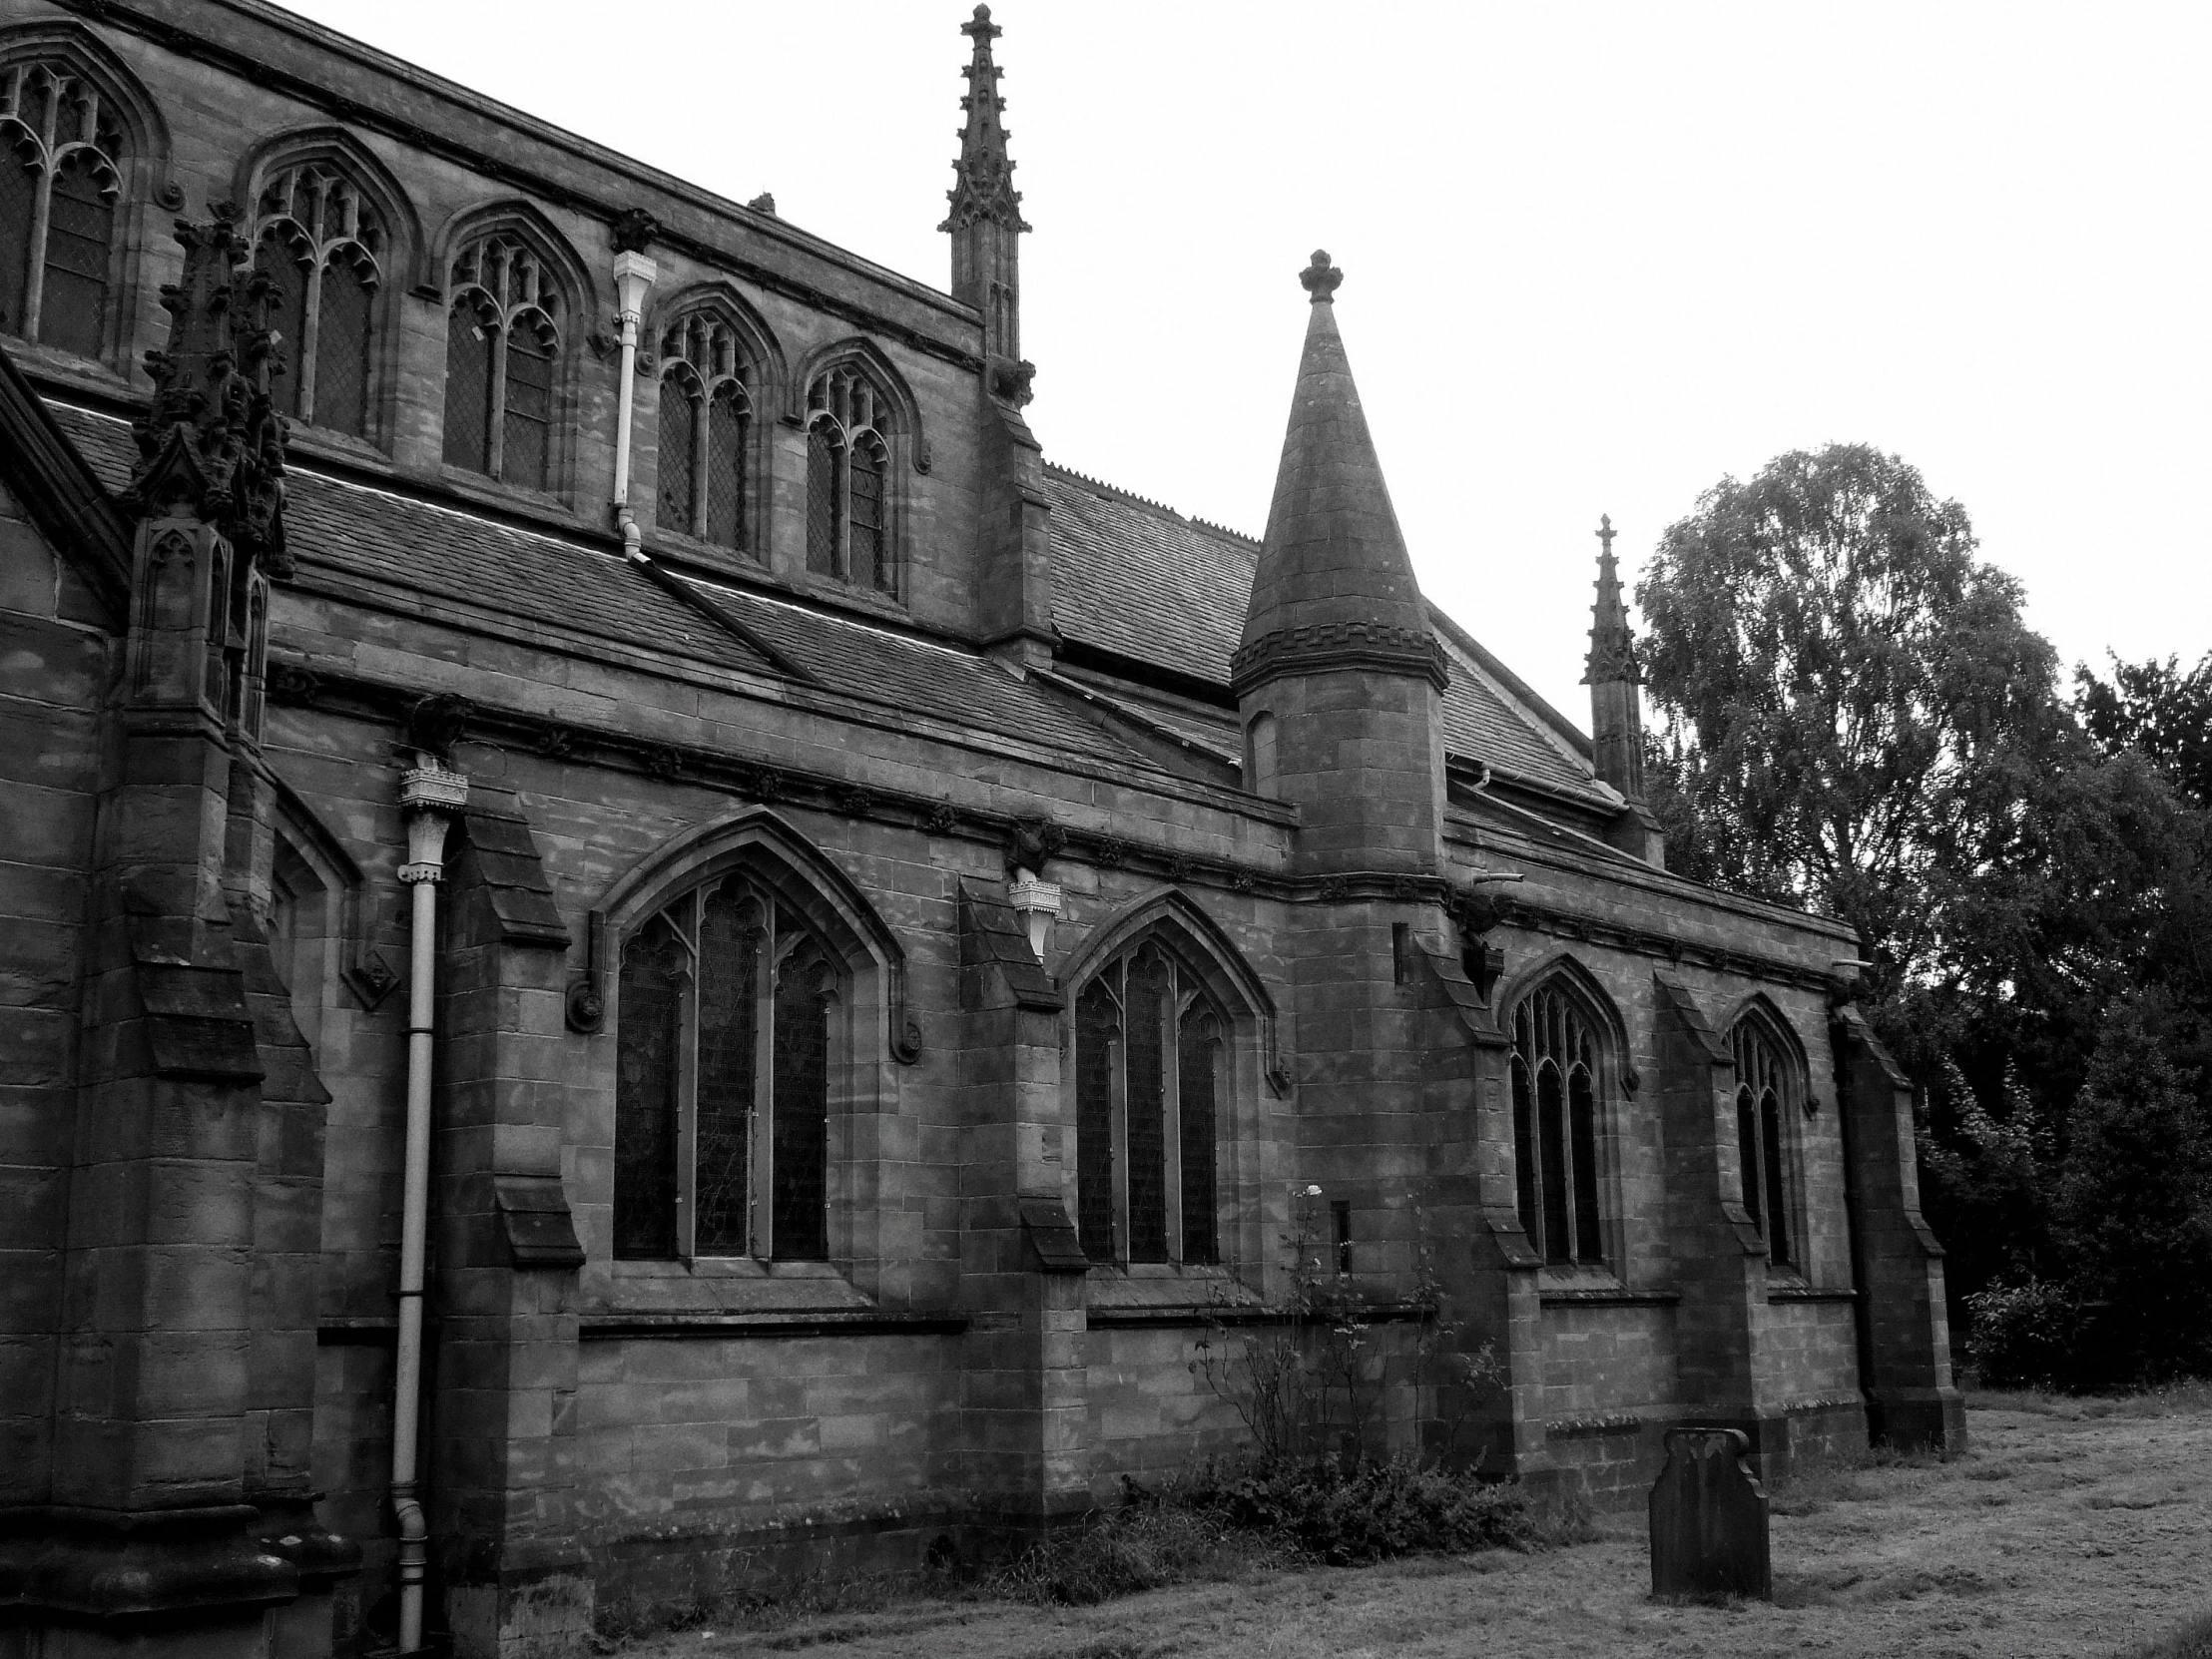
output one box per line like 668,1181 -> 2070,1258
611,1386 -> 2212,1659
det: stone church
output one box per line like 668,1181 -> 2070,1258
0,1 -> 1963,1653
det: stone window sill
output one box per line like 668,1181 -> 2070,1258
584,1256 -> 873,1319
580,1309 -> 965,1341
1538,1286 -> 1682,1309
1768,1284 -> 1859,1303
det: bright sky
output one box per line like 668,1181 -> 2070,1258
282,0 -> 2212,729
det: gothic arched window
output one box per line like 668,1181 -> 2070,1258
804,363 -> 897,595
443,233 -> 563,490
252,162 -> 384,437
1074,939 -> 1224,1267
1510,981 -> 1608,1267
1732,1014 -> 1800,1268
613,871 -> 838,1262
656,310 -> 754,552
0,59 -> 124,356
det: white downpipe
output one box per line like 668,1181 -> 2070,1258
392,756 -> 467,1655
610,249 -> 659,555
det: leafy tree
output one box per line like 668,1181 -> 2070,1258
2078,651 -> 2212,809
2049,997 -> 2212,1384
1636,443 -> 2072,999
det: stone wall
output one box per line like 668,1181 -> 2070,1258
0,476 -> 113,1512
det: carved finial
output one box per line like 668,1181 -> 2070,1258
940,0 -> 1027,235
121,218 -> 289,572
1583,514 -> 1640,687
1300,250 -> 1344,302
747,192 -> 778,217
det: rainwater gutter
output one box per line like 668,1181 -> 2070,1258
391,754 -> 468,1653
609,248 -> 659,559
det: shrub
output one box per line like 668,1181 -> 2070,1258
1963,1279 -> 2083,1390
1188,1456 -> 1533,1567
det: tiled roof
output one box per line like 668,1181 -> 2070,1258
49,404 -> 780,680
48,402 -> 1152,768
1044,467 -> 1258,685
43,396 -> 1604,801
1043,464 -> 1608,804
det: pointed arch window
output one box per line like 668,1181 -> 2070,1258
443,233 -> 563,490
0,60 -> 124,356
1732,1015 -> 1800,1268
804,363 -> 897,596
1510,981 -> 1608,1267
656,310 -> 755,552
613,872 -> 838,1262
1074,940 -> 1223,1267
252,161 -> 385,437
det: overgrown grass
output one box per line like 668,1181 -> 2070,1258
984,1460 -> 1536,1605
2121,1609 -> 2212,1659
1967,1380 -> 2212,1419
1767,1441 -> 1944,1517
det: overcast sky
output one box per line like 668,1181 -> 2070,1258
283,0 -> 2211,729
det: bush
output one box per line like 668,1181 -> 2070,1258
1963,1279 -> 2085,1391
986,1489 -> 1275,1606
1190,1456 -> 1533,1568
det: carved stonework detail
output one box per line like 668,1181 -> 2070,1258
123,218 -> 291,574
939,6 -> 1030,235
1230,620 -> 1451,696
991,358 -> 1035,406
1003,815 -> 1064,877
610,208 -> 659,255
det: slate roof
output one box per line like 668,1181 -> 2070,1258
1042,464 -> 1609,804
47,400 -> 1146,767
42,394 -> 1607,802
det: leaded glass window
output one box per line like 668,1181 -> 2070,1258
252,162 -> 385,436
0,60 -> 123,354
656,310 -> 754,552
1073,940 -> 1223,1266
443,232 -> 563,487
1510,982 -> 1608,1267
803,363 -> 897,595
613,873 -> 837,1262
1733,1016 -> 1799,1268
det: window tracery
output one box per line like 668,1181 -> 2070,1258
657,310 -> 753,552
613,871 -> 838,1262
252,162 -> 384,437
443,233 -> 563,490
0,58 -> 124,355
1074,939 -> 1223,1267
804,363 -> 894,595
1510,981 -> 1608,1267
1732,1014 -> 1800,1268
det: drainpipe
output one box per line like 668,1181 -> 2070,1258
610,249 -> 659,556
391,754 -> 468,1654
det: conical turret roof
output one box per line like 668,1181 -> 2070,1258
1232,252 -> 1445,696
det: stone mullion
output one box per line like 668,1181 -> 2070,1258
20,155 -> 52,339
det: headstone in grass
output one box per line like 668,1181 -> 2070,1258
1648,1426 -> 1771,1600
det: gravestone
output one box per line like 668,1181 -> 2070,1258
1648,1426 -> 1772,1599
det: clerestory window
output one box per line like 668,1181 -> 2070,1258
1510,981 -> 1608,1267
0,59 -> 123,357
253,162 -> 383,439
657,310 -> 753,552
443,234 -> 562,491
804,364 -> 894,595
1732,1015 -> 1799,1268
1074,939 -> 1224,1266
613,871 -> 837,1262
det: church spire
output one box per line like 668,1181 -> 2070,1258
1583,513 -> 1648,805
942,4 -> 1028,367
1232,252 -> 1446,697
